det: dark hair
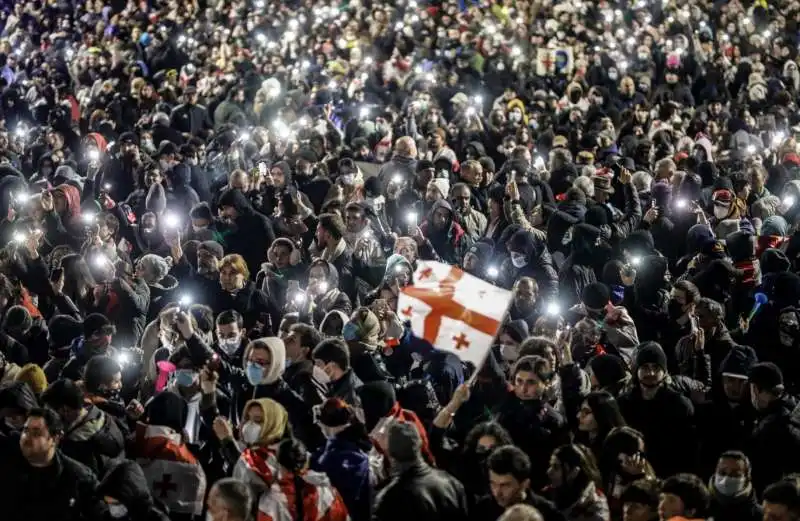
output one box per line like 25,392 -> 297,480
189,304 -> 214,334
463,422 -> 514,455
583,391 -> 627,441
83,355 -> 122,394
519,337 -> 561,365
41,379 -> 84,411
511,355 -> 553,382
277,438 -> 309,521
673,280 -> 701,305
552,444 -> 604,491
696,297 -> 725,324
60,254 -> 96,304
718,450 -> 752,477
621,478 -> 661,509
487,445 -> 531,482
290,323 -> 323,354
661,473 -> 710,517
216,309 -> 244,329
213,478 -> 254,521
764,476 -> 800,516
312,338 -> 350,371
27,407 -> 65,437
599,426 -> 646,484
318,213 -> 346,240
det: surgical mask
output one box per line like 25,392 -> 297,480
508,111 -> 522,122
241,421 -> 262,445
246,361 -> 266,385
608,70 -> 618,81
192,225 -> 207,233
511,252 -> 527,268
342,322 -> 360,342
713,206 -> 729,219
714,475 -> 746,496
219,337 -> 240,355
175,369 -> 198,388
108,504 -> 128,519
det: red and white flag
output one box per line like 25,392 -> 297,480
133,424 -> 207,516
397,261 -> 512,366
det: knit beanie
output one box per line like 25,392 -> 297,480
83,313 -> 114,338
138,254 -> 171,284
48,315 -> 84,348
198,240 -> 224,260
242,398 -> 289,444
3,305 -> 32,334
429,177 -> 451,198
344,308 -> 381,346
634,342 -> 668,372
587,354 -> 629,388
146,391 -> 188,433
190,202 -> 214,221
720,346 -> 758,380
387,420 -> 422,463
749,362 -> 784,391
15,364 -> 47,395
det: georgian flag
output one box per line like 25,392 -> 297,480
397,261 -> 512,366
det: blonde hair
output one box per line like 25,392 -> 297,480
219,254 -> 250,280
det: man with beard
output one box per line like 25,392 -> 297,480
171,239 -> 225,307
451,182 -> 486,240
507,278 -> 540,330
415,199 -> 472,265
617,342 -> 696,478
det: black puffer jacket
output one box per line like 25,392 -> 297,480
375,461 -> 469,521
217,188 -> 276,279
503,229 -> 559,300
60,404 -> 125,477
0,440 -> 108,521
98,460 -> 171,521
747,394 -> 800,494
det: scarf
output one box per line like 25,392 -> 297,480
320,238 -> 347,263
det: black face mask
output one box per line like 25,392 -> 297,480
99,388 -> 122,402
667,298 -> 685,320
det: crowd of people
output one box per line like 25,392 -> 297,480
5,0 -> 800,520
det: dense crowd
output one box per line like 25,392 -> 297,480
5,0 -> 800,521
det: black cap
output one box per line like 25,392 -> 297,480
749,362 -> 784,391
118,132 -> 139,146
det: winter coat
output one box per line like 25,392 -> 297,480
419,199 -> 474,266
0,441 -> 108,521
59,404 -> 125,477
502,230 -> 559,301
283,359 -> 328,409
471,491 -> 566,521
493,395 -> 569,490
374,461 -> 469,521
618,383 -> 696,478
311,427 -> 372,521
217,189 -> 276,280
747,394 -> 800,494
709,486 -> 763,521
210,280 -> 279,335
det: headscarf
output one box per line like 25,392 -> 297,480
243,398 -> 289,445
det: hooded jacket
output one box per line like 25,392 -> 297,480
218,188 -> 276,279
419,199 -> 473,265
60,404 -> 125,477
504,229 -> 559,301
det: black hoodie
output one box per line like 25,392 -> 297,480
218,188 -> 276,279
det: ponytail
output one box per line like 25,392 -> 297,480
278,438 -> 308,521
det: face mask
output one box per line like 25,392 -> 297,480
109,504 -> 128,519
508,111 -> 522,122
192,225 -> 207,233
608,71 -> 618,81
511,252 -> 527,268
714,475 -> 746,496
159,159 -> 171,171
246,361 -> 266,385
219,337 -> 240,355
175,369 -> 198,388
667,298 -> 685,320
241,421 -> 262,445
713,206 -> 729,219
99,387 -> 122,402
342,322 -> 360,342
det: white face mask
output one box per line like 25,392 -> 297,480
508,111 -> 522,122
109,504 -> 128,519
241,421 -> 262,445
713,205 -> 729,219
218,336 -> 240,355
511,252 -> 527,268
714,474 -> 747,496
192,225 -> 207,233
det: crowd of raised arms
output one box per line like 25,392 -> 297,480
7,0 -> 800,521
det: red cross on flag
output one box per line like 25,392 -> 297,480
397,261 -> 513,366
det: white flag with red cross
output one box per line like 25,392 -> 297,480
397,261 -> 512,366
